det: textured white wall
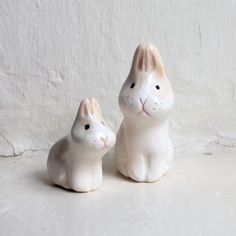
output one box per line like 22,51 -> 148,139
0,0 -> 235,156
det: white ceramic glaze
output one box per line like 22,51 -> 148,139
47,97 -> 116,192
115,43 -> 174,182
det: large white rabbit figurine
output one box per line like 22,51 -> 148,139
115,43 -> 174,182
47,97 -> 116,192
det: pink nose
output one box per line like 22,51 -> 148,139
139,98 -> 147,105
138,98 -> 151,117
100,136 -> 108,147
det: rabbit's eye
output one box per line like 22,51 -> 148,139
156,85 -> 160,90
101,121 -> 105,125
130,83 -> 135,89
84,124 -> 90,130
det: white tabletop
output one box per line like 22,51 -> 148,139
0,149 -> 236,236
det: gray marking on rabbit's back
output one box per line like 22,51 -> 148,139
49,137 -> 68,161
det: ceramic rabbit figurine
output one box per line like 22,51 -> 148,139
115,43 -> 174,182
47,97 -> 116,192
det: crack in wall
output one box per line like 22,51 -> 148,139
0,133 -> 17,156
174,138 -> 236,152
1,139 -> 235,158
174,140 -> 202,150
0,133 -> 48,157
197,22 -> 202,50
208,140 -> 236,148
1,131 -> 235,158
0,148 -> 49,158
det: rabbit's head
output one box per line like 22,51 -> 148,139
71,97 -> 116,152
119,43 -> 174,123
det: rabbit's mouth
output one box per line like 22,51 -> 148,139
137,98 -> 151,117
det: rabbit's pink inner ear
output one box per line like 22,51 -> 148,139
132,43 -> 165,76
78,100 -> 90,118
90,98 -> 103,120
88,97 -> 96,114
136,49 -> 145,71
154,50 -> 165,77
93,101 -> 101,115
134,46 -> 158,72
145,49 -> 157,72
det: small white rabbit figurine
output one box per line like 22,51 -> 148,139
115,43 -> 174,182
47,97 -> 116,192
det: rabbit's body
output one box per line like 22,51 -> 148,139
116,120 -> 173,182
115,43 -> 174,182
47,98 -> 116,192
47,137 -> 103,192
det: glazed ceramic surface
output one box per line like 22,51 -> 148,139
115,43 -> 174,182
47,97 -> 116,192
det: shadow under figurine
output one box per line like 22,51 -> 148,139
115,42 -> 174,182
47,97 -> 116,192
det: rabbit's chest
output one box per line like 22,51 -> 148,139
66,159 -> 102,191
126,128 -> 168,154
126,141 -> 169,182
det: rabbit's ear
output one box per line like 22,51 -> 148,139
77,99 -> 91,118
89,97 -> 103,120
132,43 -> 165,76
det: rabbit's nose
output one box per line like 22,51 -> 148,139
100,136 -> 108,146
139,98 -> 147,105
100,136 -> 108,142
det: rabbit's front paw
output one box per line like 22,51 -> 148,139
69,178 -> 92,193
72,185 -> 92,193
128,162 -> 146,182
146,163 -> 170,182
